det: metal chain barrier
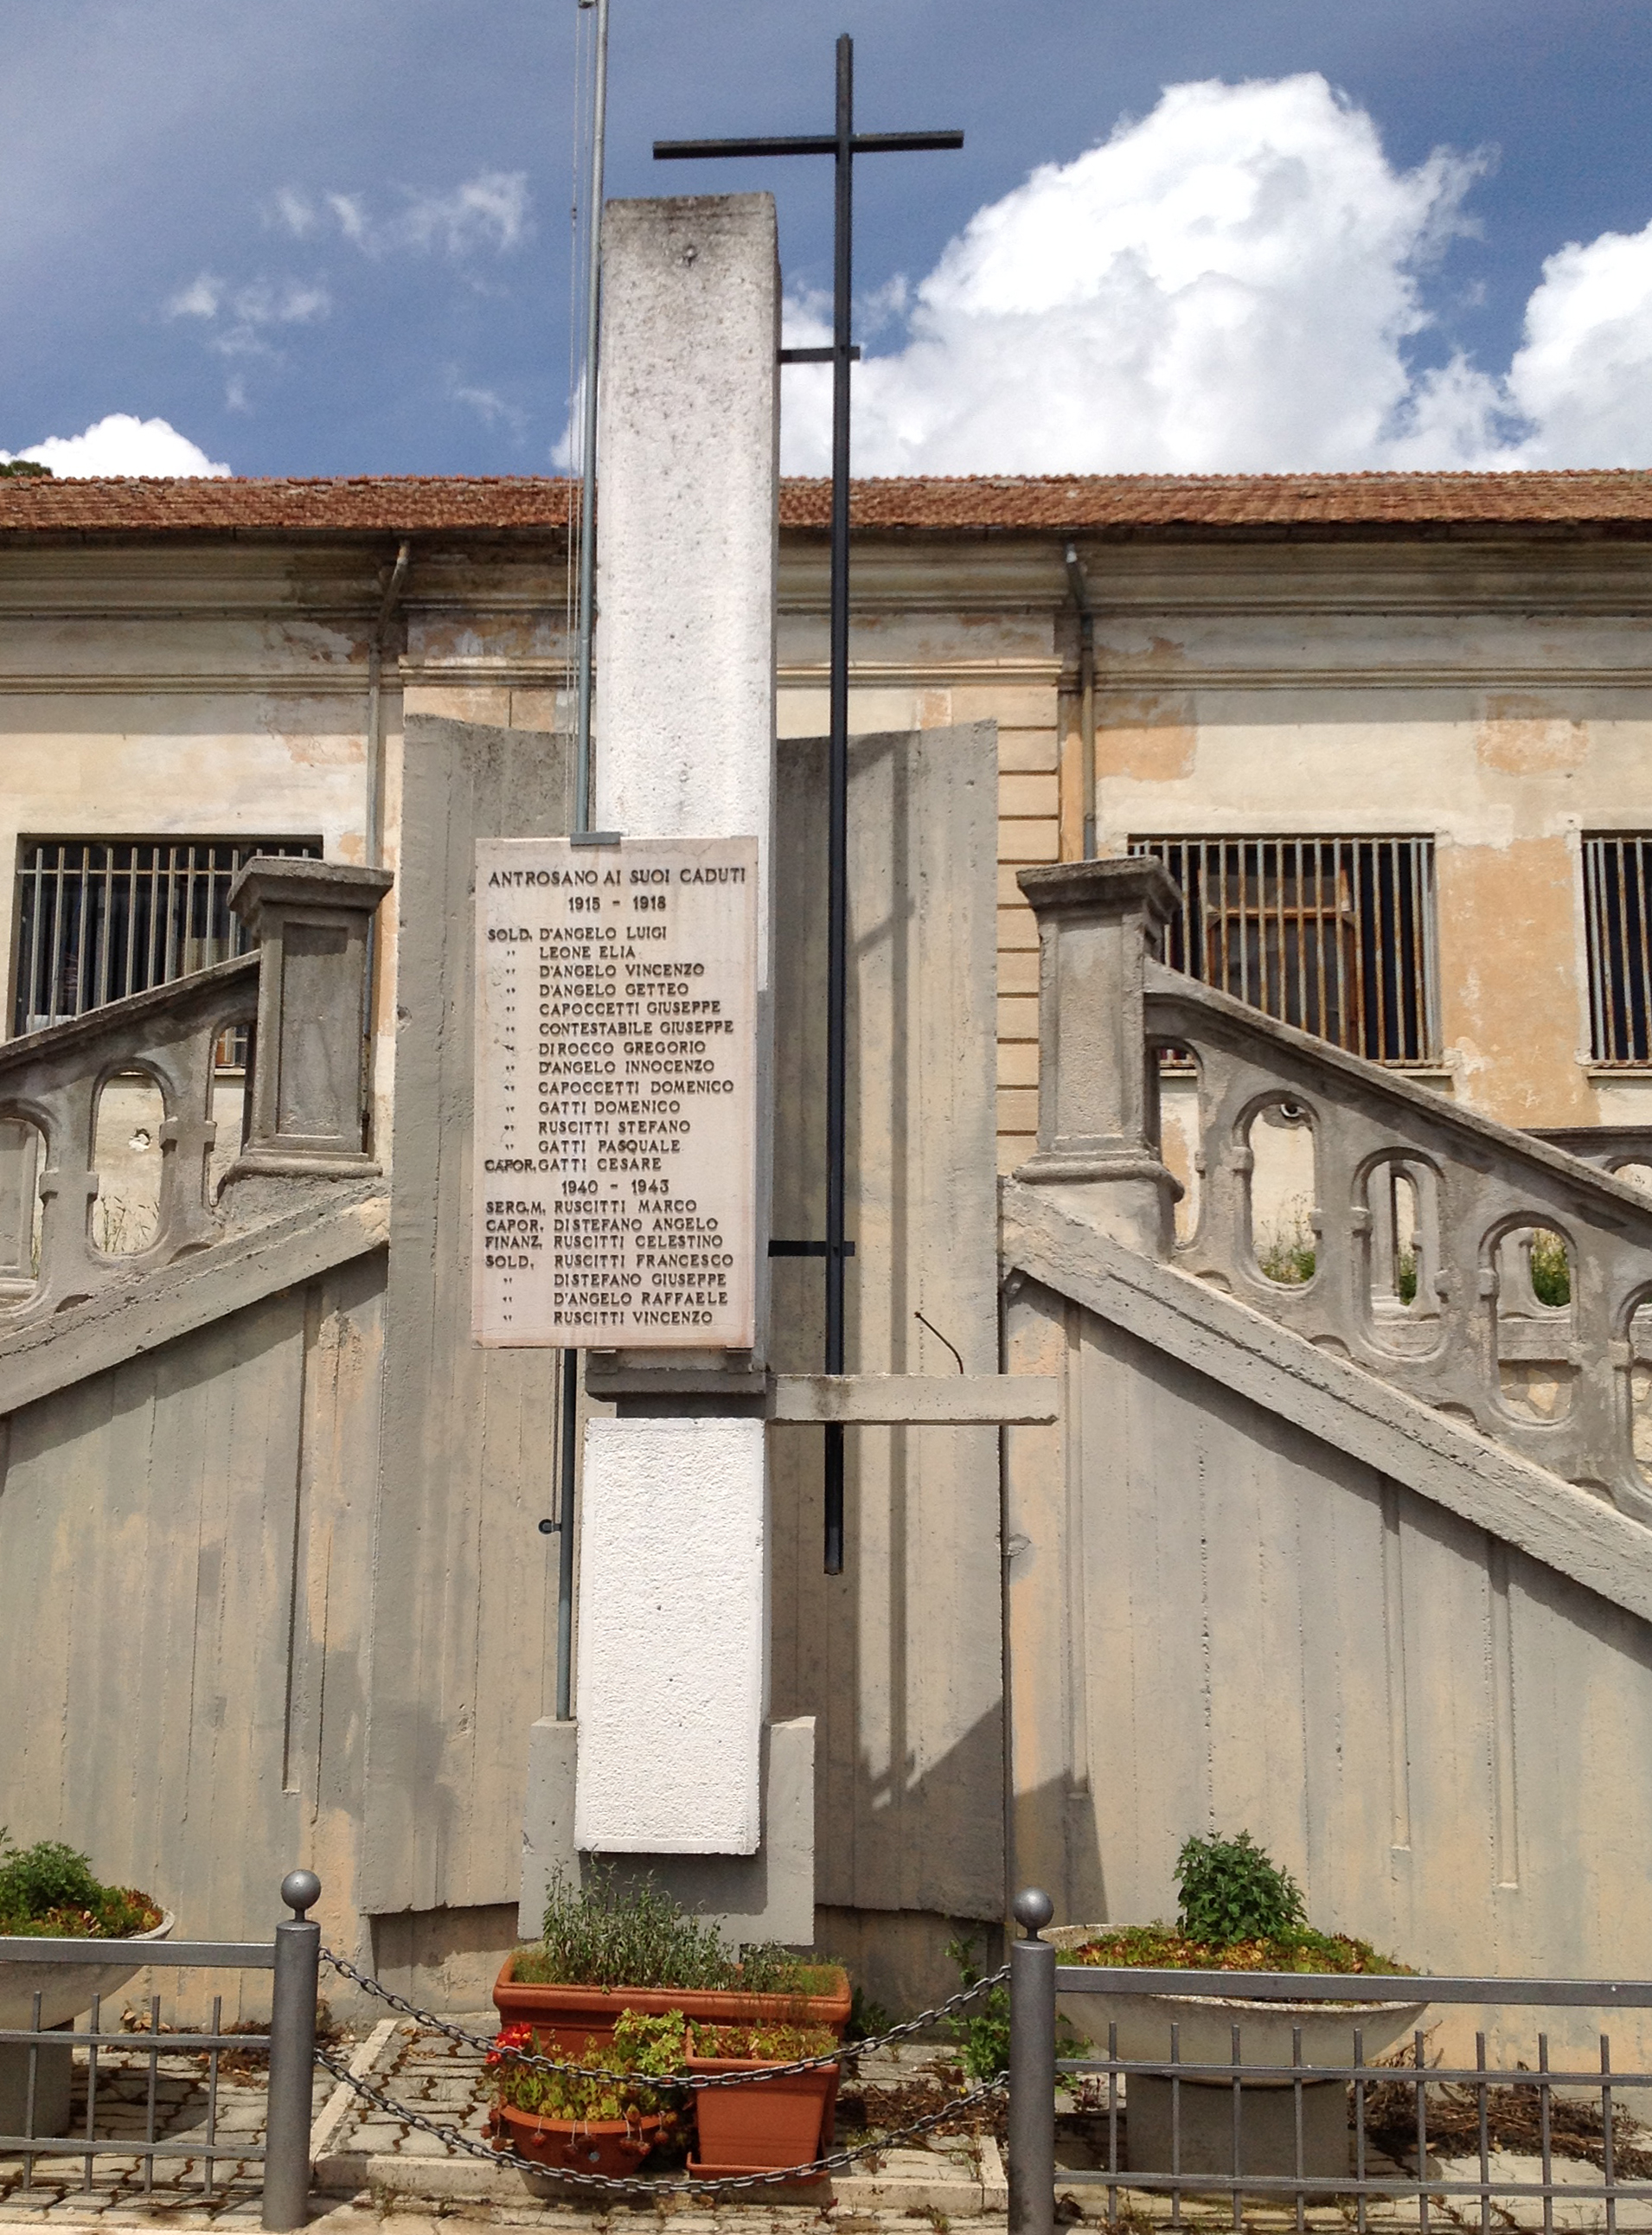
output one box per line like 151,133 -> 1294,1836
313,2046 -> 1006,2198
319,1945 -> 1008,2090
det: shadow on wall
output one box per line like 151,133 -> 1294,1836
816,1904 -> 1006,2024
362,1701 -> 1011,2022
1009,1769 -> 1107,1947
369,1904 -> 522,2013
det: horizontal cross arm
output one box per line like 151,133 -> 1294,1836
852,131 -> 964,152
655,135 -> 837,159
779,345 -> 861,364
654,131 -> 963,162
771,1374 -> 1060,1425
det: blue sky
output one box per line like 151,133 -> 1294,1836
4,0 -> 1652,477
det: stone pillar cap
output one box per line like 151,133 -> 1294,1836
1017,857 -> 1179,918
229,857 -> 394,929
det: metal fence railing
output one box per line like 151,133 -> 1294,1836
0,1870 -> 320,2232
1006,1887 -> 1652,2235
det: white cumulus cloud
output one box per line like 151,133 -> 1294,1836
1502,221 -> 1652,465
779,73 -> 1652,477
0,413 -> 231,477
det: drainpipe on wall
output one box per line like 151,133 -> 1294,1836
1064,542 -> 1096,860
365,538 -> 413,871
360,538 -> 412,1153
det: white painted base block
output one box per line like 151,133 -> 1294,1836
517,1716 -> 579,1943
573,1415 -> 766,1853
519,1716 -> 815,1946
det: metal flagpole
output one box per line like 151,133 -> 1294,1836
557,0 -> 611,1721
573,0 -> 610,836
655,35 -> 962,1576
822,32 -> 855,1576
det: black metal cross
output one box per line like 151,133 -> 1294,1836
656,35 -> 962,1579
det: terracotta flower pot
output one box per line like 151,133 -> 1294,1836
492,2097 -> 663,2178
687,2054 -> 838,2181
491,1961 -> 851,2059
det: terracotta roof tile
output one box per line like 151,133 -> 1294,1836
0,474 -> 575,536
4,469 -> 1652,539
779,471 -> 1652,532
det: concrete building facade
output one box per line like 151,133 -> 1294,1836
5,467 -> 1652,2021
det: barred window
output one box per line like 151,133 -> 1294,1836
1130,836 -> 1439,1064
13,837 -> 322,1040
1582,834 -> 1652,1064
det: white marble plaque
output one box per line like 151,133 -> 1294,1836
473,836 -> 758,1348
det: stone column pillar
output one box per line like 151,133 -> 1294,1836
571,194 -> 783,1867
227,858 -> 394,1178
1015,858 -> 1182,1255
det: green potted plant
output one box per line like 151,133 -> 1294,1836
684,2017 -> 839,2181
493,1867 -> 850,2056
1051,1831 -> 1428,2186
488,2006 -> 687,2178
0,1832 -> 174,2140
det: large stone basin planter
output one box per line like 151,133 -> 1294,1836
1050,1924 -> 1429,2190
491,1963 -> 851,2058
0,1912 -> 176,2139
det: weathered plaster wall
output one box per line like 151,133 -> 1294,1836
6,530 -> 1651,1177
1075,541 -> 1652,1136
777,547 -> 1064,1175
0,545 -> 580,1158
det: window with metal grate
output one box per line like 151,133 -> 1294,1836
1582,834 -> 1652,1065
12,836 -> 323,1050
1130,836 -> 1440,1065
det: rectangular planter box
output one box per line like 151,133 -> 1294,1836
687,2053 -> 838,2181
491,1963 -> 850,2059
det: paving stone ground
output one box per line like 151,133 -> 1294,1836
312,2023 -> 996,2214
0,2040 -> 272,2218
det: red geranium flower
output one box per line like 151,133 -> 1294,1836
485,2021 -> 536,2070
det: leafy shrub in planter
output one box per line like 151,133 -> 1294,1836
1175,1829 -> 1306,1944
687,2021 -> 835,2061
489,2008 -> 687,2125
1073,1828 -> 1411,1975
0,1830 -> 162,1940
511,1866 -> 839,1997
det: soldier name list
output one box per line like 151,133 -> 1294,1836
472,835 -> 759,1348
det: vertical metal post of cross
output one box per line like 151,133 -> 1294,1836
655,34 -> 963,1575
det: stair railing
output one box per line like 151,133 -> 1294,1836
1015,859 -> 1652,1525
0,859 -> 391,1329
